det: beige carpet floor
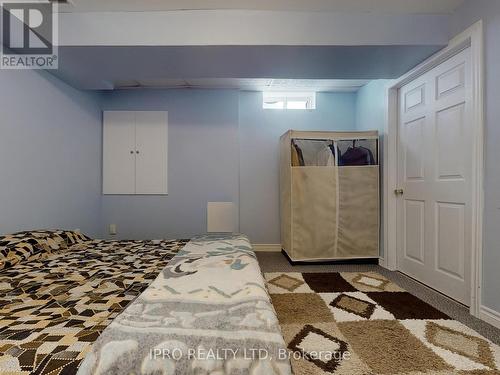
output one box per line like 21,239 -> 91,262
264,270 -> 500,374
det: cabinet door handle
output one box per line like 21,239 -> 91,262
130,150 -> 134,154
394,188 -> 404,196
136,150 -> 139,154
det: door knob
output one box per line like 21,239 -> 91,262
394,188 -> 404,196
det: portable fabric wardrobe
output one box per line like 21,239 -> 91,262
280,130 -> 379,261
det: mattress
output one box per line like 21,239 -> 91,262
0,238 -> 188,374
77,234 -> 292,375
1,233 -> 291,375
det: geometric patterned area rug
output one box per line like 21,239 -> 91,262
265,271 -> 500,374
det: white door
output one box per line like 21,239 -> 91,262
397,48 -> 473,305
135,111 -> 168,194
103,111 -> 136,194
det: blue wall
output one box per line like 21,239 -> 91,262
97,89 -> 357,242
100,89 -> 240,240
0,82 -> 357,243
356,80 -> 390,257
0,69 -> 102,236
450,0 -> 500,313
239,91 -> 357,243
356,80 -> 388,132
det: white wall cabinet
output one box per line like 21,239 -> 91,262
103,111 -> 168,195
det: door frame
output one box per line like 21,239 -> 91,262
383,20 -> 484,316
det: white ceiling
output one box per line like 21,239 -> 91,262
112,78 -> 370,92
59,0 -> 465,14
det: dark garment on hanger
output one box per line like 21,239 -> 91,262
361,146 -> 375,165
328,144 -> 336,160
339,146 -> 375,166
293,142 -> 305,166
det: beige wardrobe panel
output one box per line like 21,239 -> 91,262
280,132 -> 292,254
337,166 -> 379,258
291,167 -> 337,260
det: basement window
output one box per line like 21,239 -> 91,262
263,92 -> 316,110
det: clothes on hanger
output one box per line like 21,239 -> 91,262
292,139 -> 376,166
291,141 -> 305,166
339,145 -> 375,166
316,143 -> 335,166
294,140 -> 317,166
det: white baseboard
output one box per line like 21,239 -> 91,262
252,244 -> 282,252
479,305 -> 500,329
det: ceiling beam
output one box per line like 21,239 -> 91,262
52,45 -> 443,90
59,10 -> 450,46
59,0 -> 465,15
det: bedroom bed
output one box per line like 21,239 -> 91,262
0,231 -> 291,375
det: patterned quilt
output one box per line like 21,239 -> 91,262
0,238 -> 188,375
0,230 -> 91,270
77,234 -> 292,375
